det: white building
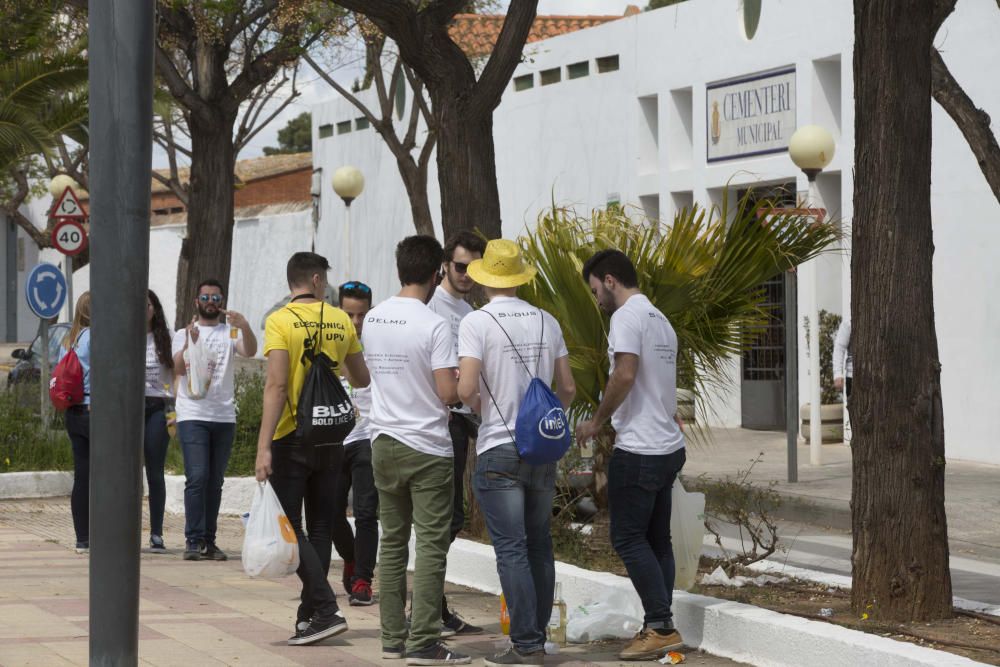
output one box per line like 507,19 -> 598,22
311,0 -> 1000,465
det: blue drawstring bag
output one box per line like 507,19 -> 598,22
481,311 -> 572,465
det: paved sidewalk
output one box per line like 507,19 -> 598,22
0,499 -> 742,667
683,427 -> 1000,557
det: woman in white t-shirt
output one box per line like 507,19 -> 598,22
144,290 -> 174,553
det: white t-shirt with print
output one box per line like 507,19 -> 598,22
362,296 -> 457,457
428,286 -> 474,414
459,297 -> 568,455
343,378 -> 372,446
607,294 -> 685,456
145,332 -> 173,398
171,324 -> 242,423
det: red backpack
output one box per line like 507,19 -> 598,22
50,331 -> 86,411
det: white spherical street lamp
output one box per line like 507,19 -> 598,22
789,125 -> 836,181
789,124 -> 836,467
48,174 -> 80,198
332,166 -> 365,207
331,166 -> 364,277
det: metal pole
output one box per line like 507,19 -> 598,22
808,177 -> 823,465
345,203 -> 352,279
65,256 -> 74,323
5,215 -> 16,342
39,318 -> 50,426
88,1 -> 155,665
784,270 -> 798,483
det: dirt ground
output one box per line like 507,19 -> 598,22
695,572 -> 1000,665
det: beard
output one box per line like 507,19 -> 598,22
197,303 -> 221,320
447,266 -> 473,294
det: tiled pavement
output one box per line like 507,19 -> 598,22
0,498 -> 743,667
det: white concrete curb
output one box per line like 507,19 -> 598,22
0,471 -> 72,499
442,540 -> 987,667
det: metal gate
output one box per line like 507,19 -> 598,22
739,184 -> 795,430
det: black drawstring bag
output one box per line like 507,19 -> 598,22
287,303 -> 355,446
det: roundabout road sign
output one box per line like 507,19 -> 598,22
51,218 -> 88,256
25,262 -> 67,319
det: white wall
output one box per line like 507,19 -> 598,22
313,0 -> 1000,464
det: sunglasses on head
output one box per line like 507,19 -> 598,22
451,261 -> 469,275
198,294 -> 223,303
340,281 -> 372,293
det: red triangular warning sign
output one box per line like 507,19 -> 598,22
50,187 -> 86,219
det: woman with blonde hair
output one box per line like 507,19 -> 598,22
61,291 -> 91,554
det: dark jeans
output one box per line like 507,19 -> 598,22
177,420 -> 235,544
608,447 -> 686,630
143,399 -> 169,537
332,440 -> 379,584
65,406 -> 90,543
270,440 -> 343,623
448,413 -> 478,541
473,443 -> 556,654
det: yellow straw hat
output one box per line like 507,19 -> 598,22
466,239 -> 537,289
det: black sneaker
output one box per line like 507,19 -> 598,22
286,611 -> 348,646
405,642 -> 471,666
484,646 -> 545,667
183,540 -> 203,561
442,611 -> 483,636
74,541 -> 89,554
349,578 -> 375,606
383,644 -> 405,660
149,535 -> 167,554
201,541 -> 228,561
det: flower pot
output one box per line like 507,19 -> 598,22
800,403 -> 844,444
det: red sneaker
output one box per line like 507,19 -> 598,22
349,578 -> 374,606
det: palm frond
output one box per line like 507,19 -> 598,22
518,189 -> 841,429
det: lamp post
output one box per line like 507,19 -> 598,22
331,166 -> 364,278
48,175 -> 82,322
789,124 -> 835,466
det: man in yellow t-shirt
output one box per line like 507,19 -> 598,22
255,251 -> 370,648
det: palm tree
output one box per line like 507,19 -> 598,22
0,4 -> 87,175
517,191 -> 840,506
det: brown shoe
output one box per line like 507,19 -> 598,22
619,628 -> 684,660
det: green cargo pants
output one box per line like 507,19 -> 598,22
372,434 -> 454,652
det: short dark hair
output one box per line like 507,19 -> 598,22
444,230 -> 487,261
287,251 -> 331,288
339,280 -> 373,306
581,249 -> 639,288
396,235 -> 444,286
197,279 -> 225,297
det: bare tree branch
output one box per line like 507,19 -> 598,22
932,0 -> 959,31
3,169 -> 51,248
235,72 -> 301,153
155,47 -> 211,119
931,48 -> 1000,205
470,0 -> 538,118
150,170 -> 190,207
225,0 -> 280,44
304,53 -> 382,129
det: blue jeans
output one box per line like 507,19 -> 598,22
178,420 -> 235,544
608,447 -> 686,630
143,400 -> 170,537
473,443 -> 556,654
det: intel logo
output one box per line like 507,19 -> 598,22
538,408 -> 568,440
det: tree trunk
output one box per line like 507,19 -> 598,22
851,0 -> 952,622
174,109 -> 236,327
434,99 -> 503,241
398,157 -> 435,237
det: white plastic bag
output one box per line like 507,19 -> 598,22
184,329 -> 212,399
671,478 -> 706,591
566,591 -> 643,643
242,481 -> 299,578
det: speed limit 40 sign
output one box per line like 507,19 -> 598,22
51,219 -> 88,256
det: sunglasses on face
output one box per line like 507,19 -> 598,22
452,261 -> 469,275
198,294 -> 223,304
340,281 -> 372,293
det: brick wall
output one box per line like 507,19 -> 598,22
149,167 -> 311,216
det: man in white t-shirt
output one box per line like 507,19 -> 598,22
426,230 -> 486,636
576,250 -> 686,661
171,279 -> 257,562
332,280 -> 378,607
361,235 -> 470,666
457,240 -> 575,667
